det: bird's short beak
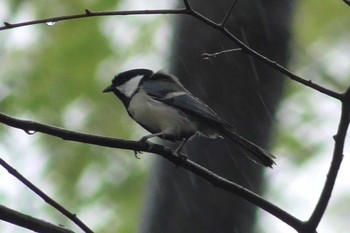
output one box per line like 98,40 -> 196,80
103,85 -> 114,93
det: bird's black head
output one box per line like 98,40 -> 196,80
103,69 -> 153,105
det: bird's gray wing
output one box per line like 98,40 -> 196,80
142,78 -> 223,125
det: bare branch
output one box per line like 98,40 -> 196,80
0,204 -> 74,233
220,0 -> 239,27
306,88 -> 349,230
0,157 -> 93,233
0,111 -> 303,231
0,8 -> 189,31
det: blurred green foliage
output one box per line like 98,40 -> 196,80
294,0 -> 350,45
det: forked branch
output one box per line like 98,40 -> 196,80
0,3 -> 342,99
0,158 -> 93,233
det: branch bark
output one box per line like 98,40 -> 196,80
0,158 -> 93,233
0,204 -> 75,233
306,89 -> 349,231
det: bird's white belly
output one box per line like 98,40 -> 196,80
128,91 -> 197,139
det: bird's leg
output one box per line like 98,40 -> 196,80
134,151 -> 142,159
173,138 -> 190,161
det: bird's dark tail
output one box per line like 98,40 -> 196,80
219,126 -> 276,168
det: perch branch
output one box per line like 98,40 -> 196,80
0,111 -> 304,231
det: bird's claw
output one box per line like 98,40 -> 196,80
134,150 -> 142,159
134,138 -> 157,159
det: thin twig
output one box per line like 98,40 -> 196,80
0,111 -> 304,231
0,8 -> 189,31
0,157 -> 94,233
220,0 -> 239,27
202,48 -> 242,59
306,89 -> 349,231
0,204 -> 75,233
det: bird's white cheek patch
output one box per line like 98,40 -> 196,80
117,75 -> 143,97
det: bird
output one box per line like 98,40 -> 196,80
103,69 -> 275,168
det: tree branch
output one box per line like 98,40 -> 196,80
0,157 -> 93,233
305,89 -> 350,231
0,8 -> 189,31
0,111 -> 304,231
0,204 -> 75,233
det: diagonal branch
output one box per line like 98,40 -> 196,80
306,89 -> 350,231
0,157 -> 93,233
0,111 -> 304,231
0,204 -> 75,233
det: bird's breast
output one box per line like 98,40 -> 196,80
128,90 -> 197,140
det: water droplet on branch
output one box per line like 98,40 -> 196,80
24,130 -> 37,135
46,22 -> 56,26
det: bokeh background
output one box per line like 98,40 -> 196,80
0,0 -> 350,232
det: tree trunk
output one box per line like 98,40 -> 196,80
139,0 -> 293,232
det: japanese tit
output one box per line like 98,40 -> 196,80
103,69 -> 275,167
